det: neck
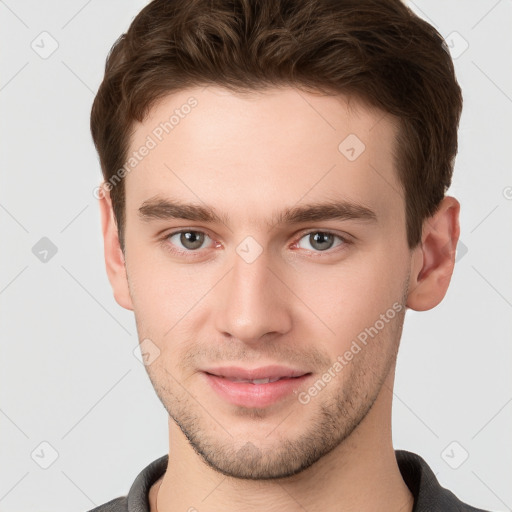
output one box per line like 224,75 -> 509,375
150,372 -> 414,512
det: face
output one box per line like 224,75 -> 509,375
116,86 -> 413,479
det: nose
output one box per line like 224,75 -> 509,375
214,246 -> 292,344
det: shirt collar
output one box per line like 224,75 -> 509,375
125,450 -> 472,511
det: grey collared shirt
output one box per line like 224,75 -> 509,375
87,450 -> 491,511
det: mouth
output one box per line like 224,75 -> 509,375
204,373 -> 309,384
202,364 -> 311,381
200,365 -> 313,408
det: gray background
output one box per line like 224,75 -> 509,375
1,0 -> 511,510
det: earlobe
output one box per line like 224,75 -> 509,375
406,196 -> 460,311
98,184 -> 134,311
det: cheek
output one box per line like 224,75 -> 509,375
289,249 -> 407,346
135,272 -> 199,320
125,245 -> 207,336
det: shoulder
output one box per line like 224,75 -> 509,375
84,454 -> 168,512
395,450 -> 492,512
86,496 -> 127,512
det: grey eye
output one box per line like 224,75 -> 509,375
169,231 -> 207,250
297,232 -> 342,252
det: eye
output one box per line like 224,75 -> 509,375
165,230 -> 213,252
295,231 -> 348,252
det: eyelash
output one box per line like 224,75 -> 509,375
159,229 -> 352,258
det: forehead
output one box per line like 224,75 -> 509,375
124,85 -> 403,226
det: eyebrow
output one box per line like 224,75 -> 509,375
138,195 -> 377,228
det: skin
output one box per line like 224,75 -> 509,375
99,85 -> 460,512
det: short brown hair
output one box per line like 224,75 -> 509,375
90,0 -> 463,251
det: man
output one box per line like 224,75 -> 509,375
88,0 -> 489,510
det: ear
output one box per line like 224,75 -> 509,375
98,184 -> 134,311
406,196 -> 460,311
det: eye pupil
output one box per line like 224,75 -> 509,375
181,231 -> 204,250
310,232 -> 334,251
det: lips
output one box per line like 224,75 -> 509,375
210,375 -> 302,384
202,365 -> 310,382
202,368 -> 314,408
